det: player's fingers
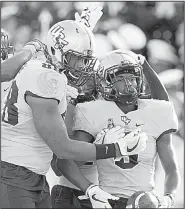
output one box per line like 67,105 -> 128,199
108,195 -> 119,201
104,202 -> 112,209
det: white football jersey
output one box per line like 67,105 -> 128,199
1,81 -> 12,106
1,59 -> 67,175
72,99 -> 178,197
59,103 -> 98,190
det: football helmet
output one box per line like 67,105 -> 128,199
126,191 -> 159,208
1,29 -> 14,61
97,50 -> 145,104
44,20 -> 98,87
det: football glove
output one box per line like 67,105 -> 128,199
94,126 -> 126,144
116,128 -> 148,156
86,184 -> 119,208
126,191 -> 159,208
23,39 -> 44,56
158,195 -> 174,208
75,2 -> 103,31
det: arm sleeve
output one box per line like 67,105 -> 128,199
72,104 -> 97,137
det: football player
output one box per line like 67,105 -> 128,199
1,29 -> 43,83
1,21 -> 146,208
50,50 -> 169,209
51,50 -> 180,208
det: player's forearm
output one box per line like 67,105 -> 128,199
164,168 -> 181,196
56,159 -> 92,192
1,49 -> 32,82
143,60 -> 169,101
34,112 -> 121,161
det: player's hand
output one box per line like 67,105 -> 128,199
158,195 -> 173,208
121,50 -> 146,65
75,2 -> 103,31
94,126 -> 126,144
23,39 -> 44,56
86,184 -> 119,208
116,128 -> 148,156
66,85 -> 78,100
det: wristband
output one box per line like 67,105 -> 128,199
95,143 -> 116,160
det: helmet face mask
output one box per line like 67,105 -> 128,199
1,30 -> 14,61
45,20 -> 98,87
62,49 -> 98,87
97,52 -> 145,104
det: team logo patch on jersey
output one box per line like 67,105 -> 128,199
37,71 -> 59,95
121,116 -> 131,125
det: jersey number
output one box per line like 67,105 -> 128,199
2,81 -> 19,126
115,155 -> 138,169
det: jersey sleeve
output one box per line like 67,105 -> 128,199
72,104 -> 97,137
19,62 -> 67,103
156,101 -> 178,139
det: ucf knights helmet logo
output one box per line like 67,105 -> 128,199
50,25 -> 69,49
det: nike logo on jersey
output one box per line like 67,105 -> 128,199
105,146 -> 108,154
92,194 -> 106,203
4,87 -> 9,92
136,123 -> 145,127
127,139 -> 140,152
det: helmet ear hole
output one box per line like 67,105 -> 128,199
51,47 -> 55,55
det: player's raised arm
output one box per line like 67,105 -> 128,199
157,134 -> 180,208
155,102 -> 180,208
142,59 -> 169,101
1,39 -> 43,82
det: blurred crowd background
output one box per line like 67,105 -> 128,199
1,1 -> 184,207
